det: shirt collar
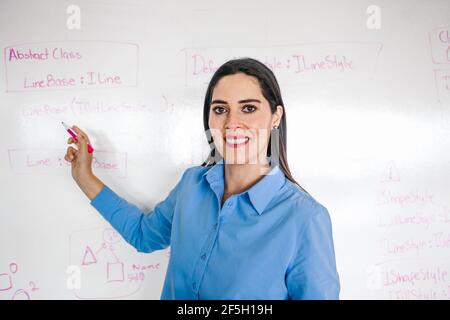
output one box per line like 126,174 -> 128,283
202,157 -> 286,215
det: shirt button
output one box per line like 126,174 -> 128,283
192,282 -> 197,289
201,253 -> 207,260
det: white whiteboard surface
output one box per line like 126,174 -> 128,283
0,0 -> 449,300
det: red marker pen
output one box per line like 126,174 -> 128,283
62,121 -> 94,153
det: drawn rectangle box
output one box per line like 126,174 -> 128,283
183,42 -> 383,86
0,273 -> 12,291
7,149 -> 127,177
434,68 -> 450,128
429,26 -> 450,64
107,262 -> 124,283
4,41 -> 139,92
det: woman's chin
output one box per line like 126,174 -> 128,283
222,156 -> 263,165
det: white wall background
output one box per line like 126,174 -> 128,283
0,0 -> 449,299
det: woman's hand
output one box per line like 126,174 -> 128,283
64,125 -> 94,182
64,125 -> 104,200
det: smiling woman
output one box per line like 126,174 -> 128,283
201,58 -> 308,197
67,57 -> 340,300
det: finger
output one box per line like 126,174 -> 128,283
67,137 -> 76,145
72,126 -> 91,144
67,146 -> 78,160
65,153 -> 75,162
68,146 -> 78,153
77,133 -> 88,150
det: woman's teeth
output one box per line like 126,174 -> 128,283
225,137 -> 249,144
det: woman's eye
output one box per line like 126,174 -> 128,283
212,106 -> 227,114
243,105 -> 256,113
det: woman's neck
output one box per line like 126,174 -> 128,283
223,160 -> 271,196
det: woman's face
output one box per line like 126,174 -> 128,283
208,73 -> 283,165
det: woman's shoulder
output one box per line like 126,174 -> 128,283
280,179 -> 330,220
177,164 -> 211,185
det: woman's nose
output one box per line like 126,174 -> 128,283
224,110 -> 243,129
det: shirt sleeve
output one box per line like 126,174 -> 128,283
90,169 -> 189,253
286,205 -> 340,300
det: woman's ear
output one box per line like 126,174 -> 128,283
272,105 -> 284,127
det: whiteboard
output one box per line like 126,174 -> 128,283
1,0 -> 449,300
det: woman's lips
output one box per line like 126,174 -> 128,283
224,135 -> 250,148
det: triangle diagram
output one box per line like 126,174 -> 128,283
81,245 -> 97,266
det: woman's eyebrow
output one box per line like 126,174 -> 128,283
238,99 -> 261,104
210,98 -> 261,105
211,99 -> 227,105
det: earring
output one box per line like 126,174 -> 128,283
269,125 -> 280,168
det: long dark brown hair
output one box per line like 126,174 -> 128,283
201,57 -> 309,195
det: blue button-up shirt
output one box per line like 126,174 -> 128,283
90,160 -> 340,299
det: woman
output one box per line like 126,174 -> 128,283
64,58 -> 340,299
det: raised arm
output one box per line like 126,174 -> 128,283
64,124 -> 187,252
